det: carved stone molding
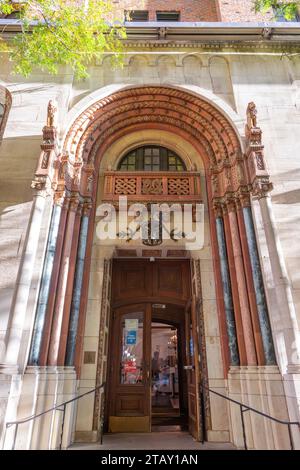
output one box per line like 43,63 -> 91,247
142,178 -> 163,195
245,101 -> 273,199
32,100 -> 60,196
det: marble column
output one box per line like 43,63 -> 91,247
56,202 -> 83,365
29,203 -> 62,365
236,207 -> 265,365
228,206 -> 257,365
47,197 -> 79,365
243,205 -> 276,365
223,211 -> 247,365
215,217 -> 240,366
38,196 -> 69,366
3,190 -> 48,367
65,211 -> 90,366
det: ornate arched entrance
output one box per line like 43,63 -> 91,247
25,85 -> 278,444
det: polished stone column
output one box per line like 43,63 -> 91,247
228,206 -> 257,365
56,202 -> 83,365
47,197 -> 79,365
38,197 -> 69,366
243,206 -> 276,365
29,203 -> 62,365
216,217 -> 240,366
65,210 -> 90,366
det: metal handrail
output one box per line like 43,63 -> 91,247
201,384 -> 300,450
5,382 -> 106,450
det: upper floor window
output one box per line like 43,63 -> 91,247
118,146 -> 186,172
125,10 -> 149,22
156,11 -> 180,22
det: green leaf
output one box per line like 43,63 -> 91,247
253,0 -> 300,20
0,0 -> 126,78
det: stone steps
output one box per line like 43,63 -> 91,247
68,432 -> 237,451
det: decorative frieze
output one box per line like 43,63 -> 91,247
103,171 -> 201,203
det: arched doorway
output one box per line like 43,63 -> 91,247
106,259 -> 203,440
27,85 -> 277,445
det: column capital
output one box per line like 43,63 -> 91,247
225,197 -> 237,214
53,190 -> 65,207
69,195 -> 80,213
82,199 -> 93,217
251,178 -> 274,199
31,177 -> 52,198
212,199 -> 223,218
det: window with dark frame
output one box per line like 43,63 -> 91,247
118,146 -> 186,172
156,11 -> 180,22
125,10 -> 149,22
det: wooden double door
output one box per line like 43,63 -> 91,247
106,259 -> 203,440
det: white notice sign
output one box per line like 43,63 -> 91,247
125,319 -> 139,331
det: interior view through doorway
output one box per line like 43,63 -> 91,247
105,259 -> 202,440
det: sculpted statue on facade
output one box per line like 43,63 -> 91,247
47,99 -> 58,127
247,102 -> 258,129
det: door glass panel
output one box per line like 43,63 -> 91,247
120,312 -> 144,385
188,314 -> 195,385
151,322 -> 180,414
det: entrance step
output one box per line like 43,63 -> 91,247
69,432 -> 236,450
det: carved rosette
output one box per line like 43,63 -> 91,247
142,178 -> 163,195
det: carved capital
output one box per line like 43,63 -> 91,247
53,190 -> 65,207
69,195 -> 80,213
237,187 -> 251,208
225,197 -> 237,213
251,178 -> 274,199
213,200 -> 223,218
31,176 -> 52,197
82,200 -> 93,217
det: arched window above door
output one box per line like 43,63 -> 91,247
118,146 -> 186,171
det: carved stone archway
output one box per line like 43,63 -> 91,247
29,86 -> 275,389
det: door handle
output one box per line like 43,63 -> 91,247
183,365 -> 195,371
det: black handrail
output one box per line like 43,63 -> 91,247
5,382 -> 105,450
201,384 -> 300,450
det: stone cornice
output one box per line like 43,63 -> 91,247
123,41 -> 300,53
1,20 -> 300,53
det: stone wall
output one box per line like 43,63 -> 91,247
0,43 -> 300,448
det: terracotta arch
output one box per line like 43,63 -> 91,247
35,85 -> 271,377
58,86 -> 247,207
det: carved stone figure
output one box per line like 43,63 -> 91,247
247,102 -> 258,129
47,100 -> 58,127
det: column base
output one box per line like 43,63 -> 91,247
228,365 -> 294,449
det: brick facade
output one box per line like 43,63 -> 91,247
111,0 -> 273,22
217,0 -> 272,22
112,0 -> 220,22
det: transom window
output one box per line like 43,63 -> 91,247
118,146 -> 186,172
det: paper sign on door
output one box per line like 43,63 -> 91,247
125,319 -> 139,331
